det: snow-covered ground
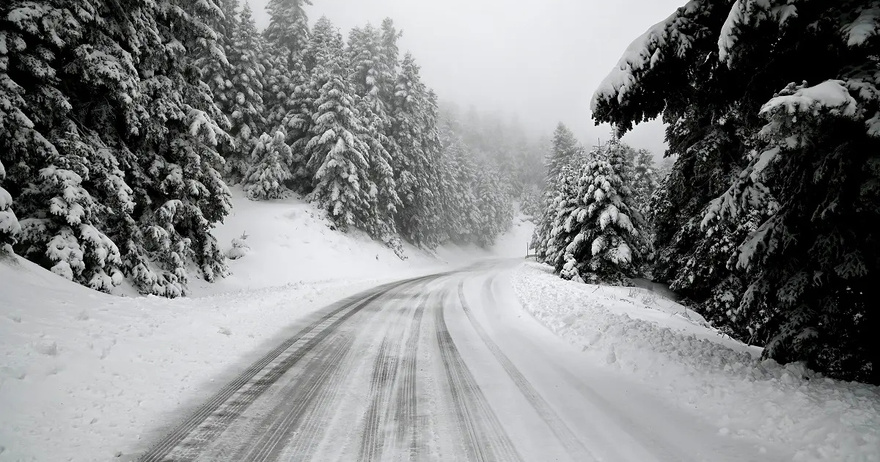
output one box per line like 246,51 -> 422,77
0,189 -> 531,461
513,262 -> 880,462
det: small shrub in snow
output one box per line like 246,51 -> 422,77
227,232 -> 250,260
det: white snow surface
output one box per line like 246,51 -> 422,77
513,262 -> 880,462
0,189 -> 532,461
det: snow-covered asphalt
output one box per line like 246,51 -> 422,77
137,260 -> 776,462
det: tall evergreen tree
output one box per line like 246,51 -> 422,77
545,140 -> 651,284
593,0 -> 880,382
532,123 -> 583,260
263,0 -> 312,62
305,33 -> 378,235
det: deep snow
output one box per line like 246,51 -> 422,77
513,262 -> 880,462
0,189 -> 532,461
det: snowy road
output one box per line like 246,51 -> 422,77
137,260 -> 773,462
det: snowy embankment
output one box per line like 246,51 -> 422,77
513,262 -> 880,462
0,188 -> 531,461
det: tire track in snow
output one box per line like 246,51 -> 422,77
435,286 -> 523,462
235,282 -> 427,462
461,277 -> 598,462
357,295 -> 420,461
391,293 -> 429,460
139,276 -> 431,462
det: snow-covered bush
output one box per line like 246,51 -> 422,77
227,232 -> 250,260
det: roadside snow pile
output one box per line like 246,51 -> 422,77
513,262 -> 880,462
0,256 -> 392,461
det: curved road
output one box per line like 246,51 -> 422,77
138,260 -> 777,462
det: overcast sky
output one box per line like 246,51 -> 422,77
247,0 -> 684,156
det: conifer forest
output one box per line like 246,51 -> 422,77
2,4 -> 879,458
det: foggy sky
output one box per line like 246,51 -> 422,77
247,0 -> 685,156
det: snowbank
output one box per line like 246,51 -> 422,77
513,262 -> 880,462
0,256 -> 389,460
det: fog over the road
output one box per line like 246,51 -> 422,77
247,0 -> 685,156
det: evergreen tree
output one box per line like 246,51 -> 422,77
532,123 -> 584,260
305,36 -> 378,235
547,123 -> 582,185
217,2 -> 268,181
347,24 -> 401,248
391,53 -> 440,246
0,160 -> 21,255
244,130 -> 293,200
593,0 -> 880,382
545,140 -> 650,284
263,0 -> 312,63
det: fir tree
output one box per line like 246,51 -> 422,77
244,130 -> 293,200
264,0 -> 312,63
0,159 -> 21,255
217,2 -> 268,181
532,123 -> 584,261
546,140 -> 650,284
305,37 -> 377,235
594,0 -> 880,382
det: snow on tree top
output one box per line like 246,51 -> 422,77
591,1 -> 700,111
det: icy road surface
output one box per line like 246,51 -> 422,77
138,260 -> 775,462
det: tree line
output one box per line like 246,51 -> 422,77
0,0 -> 543,297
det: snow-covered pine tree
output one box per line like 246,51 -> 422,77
215,2 -> 268,182
262,0 -> 311,129
347,24 -> 401,250
1,0 -> 232,296
304,36 -> 377,235
280,16 -> 336,192
532,123 -> 584,261
594,0 -> 880,382
263,0 -> 312,63
546,139 -> 650,284
0,160 -> 21,255
1,0 -> 136,290
244,129 -> 293,200
391,53 -> 441,247
627,148 -> 659,210
117,0 -> 233,297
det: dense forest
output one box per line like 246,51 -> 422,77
0,0 -> 544,297
532,0 -> 879,383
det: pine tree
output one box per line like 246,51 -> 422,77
244,130 -> 293,200
216,2 -> 268,182
594,0 -> 880,382
391,53 -> 440,246
264,0 -> 312,63
305,37 -> 377,234
532,123 -> 584,260
546,140 -> 650,284
0,159 -> 21,255
347,24 -> 401,248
